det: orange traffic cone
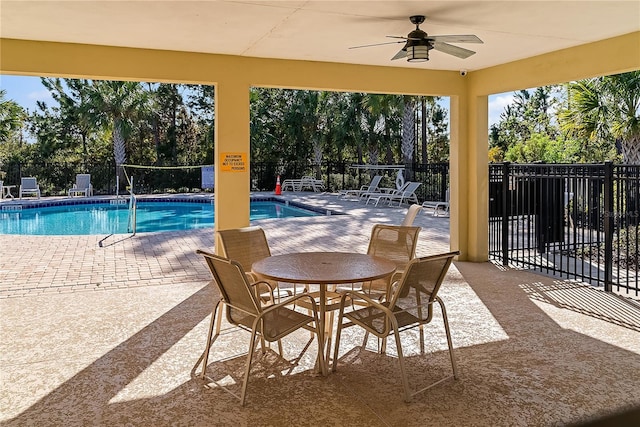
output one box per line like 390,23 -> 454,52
274,175 -> 282,195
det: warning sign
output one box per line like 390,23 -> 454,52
220,152 -> 247,172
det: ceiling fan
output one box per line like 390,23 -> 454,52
350,15 -> 483,62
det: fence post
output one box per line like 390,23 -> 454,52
441,164 -> 448,202
501,162 -> 510,266
603,161 -> 613,292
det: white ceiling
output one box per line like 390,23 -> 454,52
1,1 -> 639,71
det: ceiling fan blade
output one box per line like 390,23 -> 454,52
349,40 -> 405,49
429,34 -> 483,44
433,42 -> 476,59
390,49 -> 407,61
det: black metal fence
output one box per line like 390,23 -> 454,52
251,161 -> 450,203
2,159 -> 450,201
489,162 -> 639,296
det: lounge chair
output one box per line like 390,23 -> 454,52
282,176 -> 324,192
68,174 -> 93,197
19,177 -> 41,199
360,179 -> 405,202
366,181 -> 421,207
299,176 -> 325,192
281,178 -> 301,191
422,189 -> 450,217
339,175 -> 383,200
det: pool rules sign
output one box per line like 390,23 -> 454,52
221,152 -> 247,172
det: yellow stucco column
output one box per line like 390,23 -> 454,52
450,90 -> 489,262
467,94 -> 489,261
449,95 -> 466,260
214,80 -> 250,253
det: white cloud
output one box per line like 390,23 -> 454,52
488,93 -> 514,127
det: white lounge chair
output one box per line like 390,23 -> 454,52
68,174 -> 93,197
339,175 -> 383,200
299,176 -> 325,192
422,189 -> 450,217
366,181 -> 421,207
19,177 -> 41,199
282,176 -> 324,192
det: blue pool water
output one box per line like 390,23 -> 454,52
0,200 -> 320,235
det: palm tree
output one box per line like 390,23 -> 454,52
561,71 -> 640,164
401,95 -> 415,165
88,80 -> 149,184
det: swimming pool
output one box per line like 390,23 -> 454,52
0,199 -> 325,235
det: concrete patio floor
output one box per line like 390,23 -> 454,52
1,192 -> 639,426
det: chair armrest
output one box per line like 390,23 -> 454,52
250,280 -> 277,304
263,292 -> 320,316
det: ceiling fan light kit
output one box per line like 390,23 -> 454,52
349,15 -> 482,64
407,44 -> 429,62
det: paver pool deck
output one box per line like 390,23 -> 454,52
1,192 -> 639,426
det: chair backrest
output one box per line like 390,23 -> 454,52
391,180 -> 410,194
401,181 -> 421,196
401,204 -> 422,226
21,177 -> 37,189
366,175 -> 383,191
216,226 -> 271,273
197,250 -> 261,328
388,251 -> 458,323
76,174 -> 91,189
366,224 -> 421,272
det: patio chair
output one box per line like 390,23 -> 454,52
19,177 -> 41,199
339,175 -> 383,199
401,204 -> 422,226
366,181 -> 421,207
68,174 -> 93,197
359,224 -> 421,300
216,226 -> 294,302
192,251 -> 326,406
332,251 -> 460,402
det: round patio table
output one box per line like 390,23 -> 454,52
252,251 -> 396,373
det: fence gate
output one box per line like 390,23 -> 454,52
489,162 -> 639,297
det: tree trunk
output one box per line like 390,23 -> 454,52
113,119 -> 127,185
402,96 -> 415,180
401,97 -> 415,164
621,135 -> 640,164
421,98 -> 428,164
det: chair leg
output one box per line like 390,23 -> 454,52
437,297 -> 459,379
240,330 -> 260,406
393,326 -> 412,402
194,299 -> 222,379
415,290 -> 426,354
331,308 -> 346,372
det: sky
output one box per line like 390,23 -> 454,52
0,74 -> 511,127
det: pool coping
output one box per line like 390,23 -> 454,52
0,194 -> 345,216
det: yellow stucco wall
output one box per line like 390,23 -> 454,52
1,31 -> 638,259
